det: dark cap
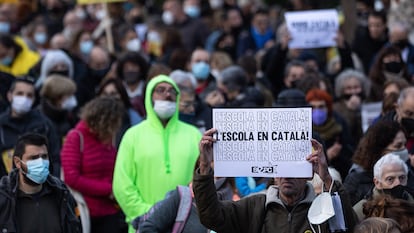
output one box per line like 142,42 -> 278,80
275,89 -> 309,107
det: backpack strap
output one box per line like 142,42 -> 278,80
172,185 -> 193,233
72,129 -> 84,153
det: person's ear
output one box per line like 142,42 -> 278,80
7,91 -> 12,103
373,177 -> 382,190
13,156 -> 21,169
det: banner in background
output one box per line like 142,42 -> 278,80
285,9 -> 339,49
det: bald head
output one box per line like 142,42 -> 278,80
89,46 -> 110,70
50,33 -> 68,49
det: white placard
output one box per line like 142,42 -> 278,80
361,102 -> 382,132
212,108 -> 313,178
285,9 -> 339,49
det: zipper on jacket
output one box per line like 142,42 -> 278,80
163,130 -> 171,173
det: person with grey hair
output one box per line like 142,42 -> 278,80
333,69 -> 370,145
35,49 -> 74,88
170,70 -> 212,132
170,70 -> 197,89
388,21 -> 414,76
381,86 -> 414,151
206,65 -> 263,108
353,153 -> 413,220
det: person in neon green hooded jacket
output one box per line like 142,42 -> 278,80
113,75 -> 202,233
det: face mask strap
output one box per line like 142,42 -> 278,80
321,176 -> 334,193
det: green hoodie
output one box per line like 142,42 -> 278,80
113,75 -> 201,232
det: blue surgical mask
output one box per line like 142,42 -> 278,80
80,40 -> 94,54
21,158 -> 50,184
1,56 -> 13,66
192,62 -> 210,80
184,5 -> 201,18
0,22 -> 10,34
312,109 -> 328,126
34,32 -> 47,45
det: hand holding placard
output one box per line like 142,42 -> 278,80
307,139 -> 332,190
199,128 -> 217,175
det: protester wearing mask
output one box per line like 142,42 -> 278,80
162,0 -> 210,51
353,153 -> 413,221
0,34 -> 40,77
334,69 -> 370,146
35,49 -> 74,88
113,75 -> 201,233
0,133 -> 81,233
388,22 -> 414,77
68,30 -> 94,64
97,78 -> 142,148
117,25 -> 142,53
382,87 -> 414,153
306,88 -> 354,180
25,20 -> 50,57
368,46 -> 410,102
237,8 -> 275,57
183,0 -> 201,18
62,97 -> 126,233
170,70 -> 212,132
39,75 -> 78,145
116,52 -> 149,117
188,49 -> 216,101
76,46 -> 111,109
0,78 -> 61,178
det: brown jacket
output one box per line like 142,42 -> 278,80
193,170 -> 357,233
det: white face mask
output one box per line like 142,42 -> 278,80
126,38 -> 141,52
95,9 -> 106,20
153,100 -> 176,120
12,96 -> 33,115
61,95 -> 77,111
391,148 -> 409,162
162,11 -> 174,25
308,192 -> 335,225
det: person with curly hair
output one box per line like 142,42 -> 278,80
61,97 -> 126,233
344,121 -> 407,205
354,217 -> 402,233
362,194 -> 414,233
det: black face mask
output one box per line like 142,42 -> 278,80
401,118 -> 414,136
382,185 -> 411,200
123,71 -> 142,85
49,70 -> 69,77
132,16 -> 144,24
342,92 -> 365,101
384,61 -> 403,74
90,67 -> 110,81
394,40 -> 409,50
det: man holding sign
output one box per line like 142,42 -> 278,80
193,128 -> 357,233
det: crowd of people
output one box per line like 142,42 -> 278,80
0,0 -> 414,232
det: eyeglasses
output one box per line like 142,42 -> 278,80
154,86 -> 178,97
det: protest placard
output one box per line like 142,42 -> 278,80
361,102 -> 382,132
78,0 -> 125,4
285,9 -> 339,49
212,108 -> 313,178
